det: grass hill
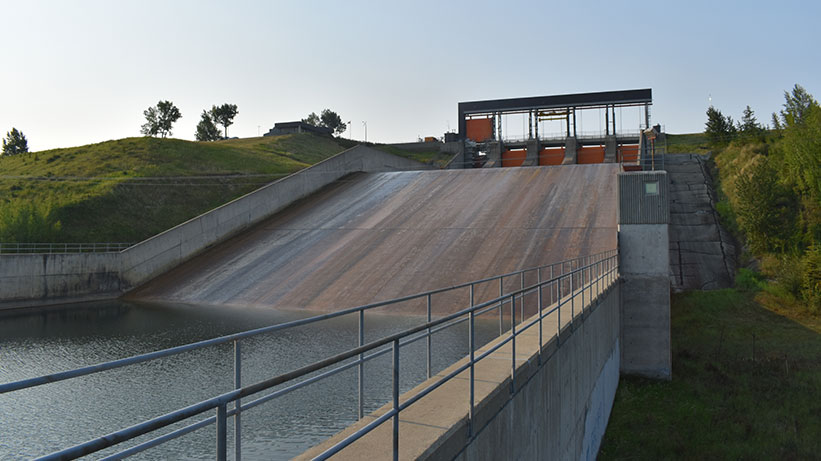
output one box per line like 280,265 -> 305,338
0,134 -> 350,243
665,132 -> 711,154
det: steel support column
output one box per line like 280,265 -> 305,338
528,110 -> 533,139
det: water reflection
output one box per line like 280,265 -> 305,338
0,300 -> 499,459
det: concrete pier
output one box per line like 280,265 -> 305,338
562,137 -> 578,165
617,171 -> 672,379
604,135 -> 617,163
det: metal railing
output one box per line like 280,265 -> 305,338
0,242 -> 134,254
498,130 -> 644,146
1,250 -> 619,460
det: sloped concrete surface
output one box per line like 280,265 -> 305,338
666,154 -> 735,291
129,165 -> 619,313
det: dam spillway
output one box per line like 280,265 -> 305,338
129,164 -> 619,313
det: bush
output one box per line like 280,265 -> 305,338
735,268 -> 765,291
734,156 -> 798,252
0,201 -> 62,242
802,245 -> 821,313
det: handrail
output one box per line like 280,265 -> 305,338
8,250 -> 619,460
0,249 -> 615,395
0,242 -> 134,254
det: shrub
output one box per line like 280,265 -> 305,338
734,156 -> 798,252
0,201 -> 62,242
802,245 -> 821,313
735,268 -> 764,291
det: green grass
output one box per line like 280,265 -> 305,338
666,132 -> 711,154
599,289 -> 821,459
372,144 -> 455,168
0,134 -> 348,242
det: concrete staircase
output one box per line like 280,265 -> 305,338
666,154 -> 736,291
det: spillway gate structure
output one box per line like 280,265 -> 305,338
456,89 -> 657,169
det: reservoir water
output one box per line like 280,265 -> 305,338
0,300 -> 501,459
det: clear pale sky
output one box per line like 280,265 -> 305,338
2,0 -> 819,151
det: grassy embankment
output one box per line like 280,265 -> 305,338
0,134 -> 350,243
0,134 -> 452,244
372,144 -> 455,168
665,132 -> 711,154
600,288 -> 821,459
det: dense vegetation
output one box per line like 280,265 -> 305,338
707,85 -> 821,313
0,134 -> 348,243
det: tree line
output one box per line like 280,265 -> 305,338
2,102 -> 349,155
139,100 -> 238,141
707,84 -> 821,312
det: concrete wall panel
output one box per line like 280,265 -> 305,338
619,224 -> 670,276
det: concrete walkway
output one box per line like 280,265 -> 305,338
666,154 -> 735,291
298,275 -> 617,460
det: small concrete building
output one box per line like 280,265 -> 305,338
263,121 -> 332,137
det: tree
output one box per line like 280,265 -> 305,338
195,110 -> 222,141
320,109 -> 347,135
140,100 -> 182,138
302,112 -> 320,126
705,106 -> 736,145
210,103 -> 239,138
302,109 -> 347,135
2,128 -> 28,155
735,156 -> 797,252
780,84 -> 819,128
738,105 -> 764,142
782,101 -> 821,200
771,112 -> 783,135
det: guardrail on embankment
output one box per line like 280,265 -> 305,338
0,242 -> 134,254
0,145 -> 430,310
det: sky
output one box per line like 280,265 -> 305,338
1,0 -> 820,151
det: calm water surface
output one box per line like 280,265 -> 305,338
0,300 -> 500,460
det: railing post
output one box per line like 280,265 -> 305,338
537,267 -> 543,366
499,277 -> 504,335
597,260 -> 601,297
557,276 -> 562,340
358,310 -> 365,420
426,294 -> 432,380
216,403 -> 227,461
510,294 -> 516,394
581,260 -> 585,314
550,265 -> 554,305
234,340 -> 242,461
570,268 -> 575,327
392,339 -> 400,461
469,307 -> 475,436
520,271 -> 524,323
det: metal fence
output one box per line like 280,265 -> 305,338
1,250 -> 619,461
0,242 -> 134,254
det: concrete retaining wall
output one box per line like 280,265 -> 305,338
453,284 -> 621,461
0,145 -> 428,309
